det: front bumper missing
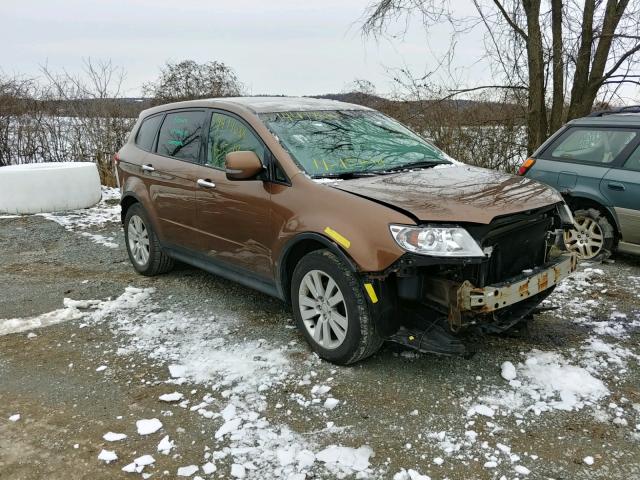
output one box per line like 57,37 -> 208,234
424,253 -> 578,330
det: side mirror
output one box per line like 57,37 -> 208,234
224,151 -> 264,180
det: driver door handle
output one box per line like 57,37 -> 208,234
607,182 -> 625,191
141,164 -> 155,172
197,178 -> 216,189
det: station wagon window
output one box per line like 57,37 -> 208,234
623,145 -> 640,172
207,113 -> 266,169
548,127 -> 637,164
135,114 -> 163,152
157,111 -> 206,162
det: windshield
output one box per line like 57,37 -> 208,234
259,110 -> 450,177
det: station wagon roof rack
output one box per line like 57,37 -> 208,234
588,105 -> 640,117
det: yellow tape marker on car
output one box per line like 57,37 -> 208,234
324,227 -> 351,249
364,283 -> 379,304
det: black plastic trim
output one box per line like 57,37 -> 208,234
164,243 -> 281,300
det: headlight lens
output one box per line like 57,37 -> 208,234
389,224 -> 485,257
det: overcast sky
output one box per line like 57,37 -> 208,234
0,0 -> 492,97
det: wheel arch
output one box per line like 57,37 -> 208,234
120,193 -> 140,225
562,193 -> 621,237
276,233 -> 359,304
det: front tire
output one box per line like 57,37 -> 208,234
564,208 -> 615,261
124,203 -> 174,276
291,249 -> 383,365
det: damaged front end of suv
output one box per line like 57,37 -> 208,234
367,203 -> 578,355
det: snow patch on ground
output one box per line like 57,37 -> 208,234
38,186 -> 120,248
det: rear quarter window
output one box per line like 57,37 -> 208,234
623,145 -> 640,172
544,127 -> 637,164
135,114 -> 164,152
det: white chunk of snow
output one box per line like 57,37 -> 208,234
98,449 -> 118,463
157,435 -> 175,455
8,414 -> 20,422
467,404 -> 495,418
296,449 -> 316,469
316,445 -> 373,472
158,392 -> 184,402
202,462 -> 216,474
177,465 -> 199,476
324,398 -> 340,410
220,403 -> 237,421
583,456 -> 594,465
103,432 -> 127,442
501,361 -> 517,381
230,464 -> 246,478
215,418 -> 242,439
136,418 -> 162,435
514,465 -> 531,475
169,364 -> 187,378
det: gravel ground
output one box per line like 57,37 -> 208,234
1,192 -> 639,480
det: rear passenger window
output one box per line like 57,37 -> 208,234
135,115 -> 163,152
548,128 -> 636,164
157,111 -> 206,162
623,146 -> 640,172
207,113 -> 266,169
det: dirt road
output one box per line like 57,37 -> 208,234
1,192 -> 639,479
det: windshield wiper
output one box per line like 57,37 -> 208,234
311,171 -> 379,180
379,160 -> 449,173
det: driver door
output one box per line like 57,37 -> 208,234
192,111 -> 274,279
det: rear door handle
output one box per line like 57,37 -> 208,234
141,164 -> 155,172
607,182 -> 625,191
197,178 -> 216,189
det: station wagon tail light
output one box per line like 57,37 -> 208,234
517,158 -> 535,176
389,225 -> 485,257
113,152 -> 120,166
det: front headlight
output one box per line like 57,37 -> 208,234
389,224 -> 485,257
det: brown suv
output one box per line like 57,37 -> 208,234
115,97 -> 577,364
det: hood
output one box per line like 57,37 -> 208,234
331,164 -> 562,224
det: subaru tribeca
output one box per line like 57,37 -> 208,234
115,97 -> 577,365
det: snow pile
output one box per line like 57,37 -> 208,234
483,350 -> 609,415
38,186 -> 120,248
86,287 -> 378,478
0,298 -> 92,336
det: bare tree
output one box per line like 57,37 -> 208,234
363,0 -> 640,154
143,60 -> 243,103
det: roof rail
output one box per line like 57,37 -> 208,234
588,105 -> 640,117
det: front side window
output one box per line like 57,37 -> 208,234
207,113 -> 266,169
549,127 -> 637,164
135,114 -> 163,152
157,111 -> 206,162
259,110 -> 449,177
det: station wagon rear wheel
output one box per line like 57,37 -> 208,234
124,203 -> 174,276
564,208 -> 614,261
291,249 -> 383,365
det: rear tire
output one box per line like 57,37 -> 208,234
564,208 -> 615,261
291,249 -> 383,365
124,203 -> 174,276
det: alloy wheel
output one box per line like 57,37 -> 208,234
564,216 -> 604,259
298,269 -> 349,350
127,214 -> 150,266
